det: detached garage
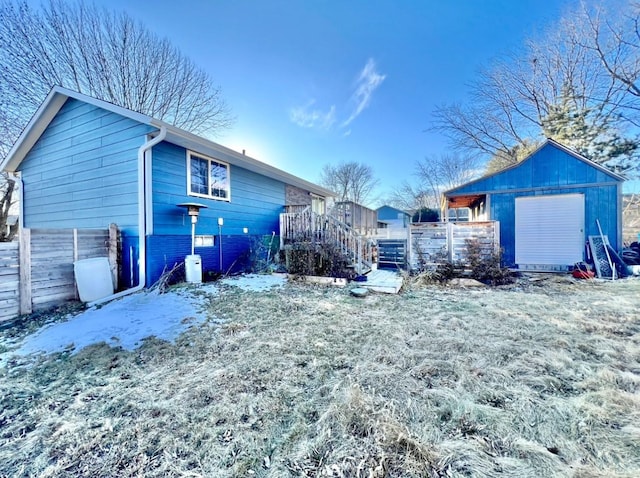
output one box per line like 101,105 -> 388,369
444,139 -> 624,271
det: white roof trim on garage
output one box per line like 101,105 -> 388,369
1,86 -> 334,198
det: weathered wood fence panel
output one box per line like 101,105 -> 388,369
409,221 -> 499,270
0,242 -> 20,321
0,226 -> 117,322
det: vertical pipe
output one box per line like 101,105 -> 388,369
219,224 -> 223,271
191,221 -> 195,256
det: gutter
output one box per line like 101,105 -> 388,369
89,126 -> 167,306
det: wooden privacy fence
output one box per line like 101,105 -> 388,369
0,242 -> 19,321
0,225 -> 118,323
409,221 -> 500,270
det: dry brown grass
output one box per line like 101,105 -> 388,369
1,276 -> 640,477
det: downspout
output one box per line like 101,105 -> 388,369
89,126 -> 167,306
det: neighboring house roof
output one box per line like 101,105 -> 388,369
1,86 -> 334,197
376,205 -> 411,216
444,138 -> 625,197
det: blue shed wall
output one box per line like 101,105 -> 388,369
18,98 -> 153,234
448,143 -> 622,266
453,143 -> 617,194
490,186 -> 620,266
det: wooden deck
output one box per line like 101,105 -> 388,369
359,268 -> 404,294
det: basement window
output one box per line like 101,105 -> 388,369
187,151 -> 230,201
195,235 -> 216,247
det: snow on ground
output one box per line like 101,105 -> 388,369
219,273 -> 286,292
13,288 -> 209,357
2,274 -> 286,360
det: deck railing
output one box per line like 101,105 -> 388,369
280,208 -> 374,273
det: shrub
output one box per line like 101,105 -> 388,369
464,239 -> 513,285
285,235 -> 353,278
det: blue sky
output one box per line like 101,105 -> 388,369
58,0 -> 600,204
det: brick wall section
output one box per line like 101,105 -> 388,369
285,185 -> 312,206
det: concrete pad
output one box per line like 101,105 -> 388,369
360,269 -> 404,294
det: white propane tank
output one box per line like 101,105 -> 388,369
185,254 -> 203,283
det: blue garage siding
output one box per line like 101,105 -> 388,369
18,98 -> 153,234
455,143 -> 616,194
150,141 -> 284,235
447,141 -> 622,267
488,185 -> 620,266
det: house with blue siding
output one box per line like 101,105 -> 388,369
443,139 -> 624,271
1,87 -> 333,288
376,205 -> 411,228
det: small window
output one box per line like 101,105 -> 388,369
195,235 -> 216,247
187,151 -> 230,201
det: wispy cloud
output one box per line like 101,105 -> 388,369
342,58 -> 386,127
289,58 -> 386,132
289,100 -> 336,130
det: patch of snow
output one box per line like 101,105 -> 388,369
1,274 -> 285,361
13,288 -> 209,357
220,273 -> 286,292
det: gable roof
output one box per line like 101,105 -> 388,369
444,138 -> 625,196
1,86 -> 334,197
376,205 -> 411,215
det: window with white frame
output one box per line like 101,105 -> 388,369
188,151 -> 230,200
195,235 -> 216,247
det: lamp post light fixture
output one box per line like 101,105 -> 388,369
177,202 -> 208,283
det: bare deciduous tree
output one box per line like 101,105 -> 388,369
319,161 -> 379,205
0,173 -> 17,241
0,0 -> 234,241
433,1 -> 639,175
388,181 -> 431,212
390,154 -> 480,214
0,0 -> 233,140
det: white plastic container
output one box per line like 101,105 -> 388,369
185,254 -> 202,283
74,257 -> 114,302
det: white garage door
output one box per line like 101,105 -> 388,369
515,194 -> 585,267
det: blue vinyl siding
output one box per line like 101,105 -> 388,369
18,98 -> 153,234
145,141 -> 286,285
448,143 -> 622,266
145,234 -> 257,286
151,141 -> 285,236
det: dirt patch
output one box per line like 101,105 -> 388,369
1,276 -> 639,477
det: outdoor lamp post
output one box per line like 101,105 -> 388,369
177,202 -> 208,283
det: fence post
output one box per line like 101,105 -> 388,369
279,214 -> 284,249
19,228 -> 32,315
446,222 -> 454,262
109,223 -> 119,290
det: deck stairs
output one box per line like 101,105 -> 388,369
280,206 -> 376,275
